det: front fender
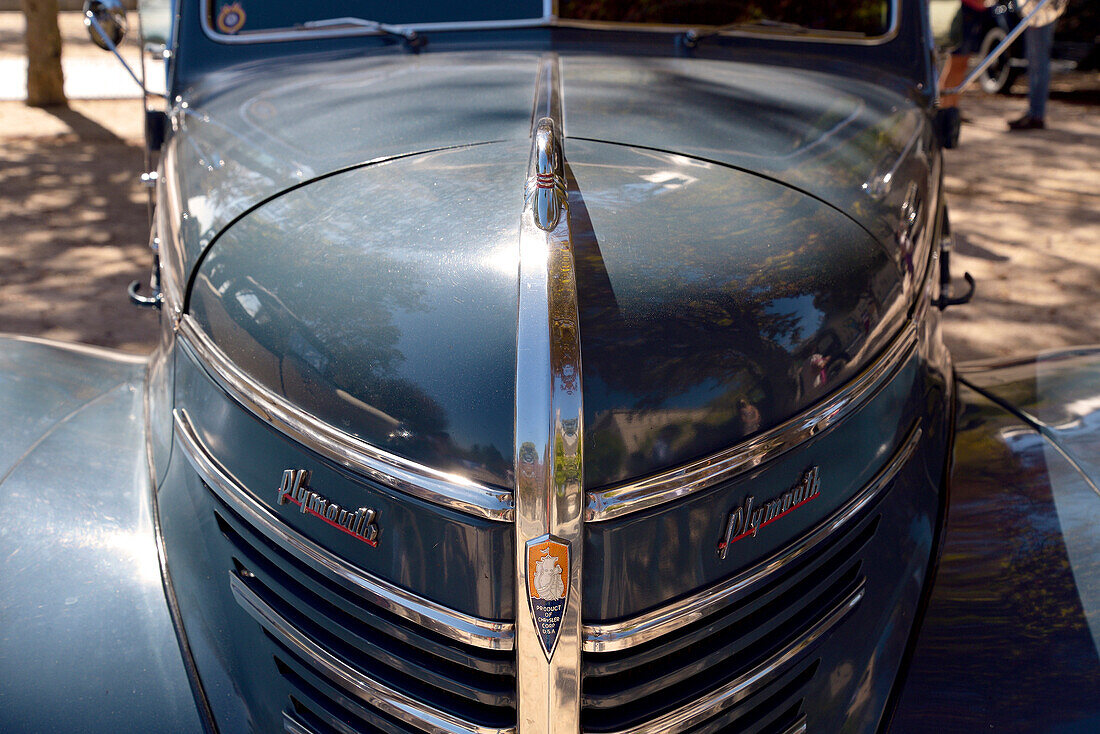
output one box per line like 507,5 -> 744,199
887,348 -> 1100,732
0,336 -> 202,732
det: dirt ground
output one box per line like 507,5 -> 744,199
0,47 -> 1097,358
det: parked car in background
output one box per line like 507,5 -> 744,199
2,1 -> 1099,732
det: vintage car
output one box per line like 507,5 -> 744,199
2,1 -> 1099,732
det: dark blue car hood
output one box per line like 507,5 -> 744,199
164,51 -> 931,275
188,140 -> 907,488
177,50 -> 931,487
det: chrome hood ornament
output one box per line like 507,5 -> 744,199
525,117 -> 567,231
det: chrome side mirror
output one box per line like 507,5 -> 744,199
83,0 -> 128,50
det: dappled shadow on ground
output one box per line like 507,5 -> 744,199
942,87 -> 1100,362
0,105 -> 157,353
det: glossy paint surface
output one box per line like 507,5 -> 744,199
162,51 -> 932,285
889,383 -> 1100,732
161,53 -> 539,278
562,55 -> 934,242
170,348 -> 516,618
188,132 -> 918,490
582,351 -> 926,618
568,139 -> 905,486
189,143 -> 524,488
0,338 -> 201,733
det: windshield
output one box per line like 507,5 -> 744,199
205,0 -> 891,38
205,0 -> 543,35
559,1 -> 891,36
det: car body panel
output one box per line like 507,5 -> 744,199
161,51 -> 934,290
185,134 -> 913,490
6,1 -> 1098,731
188,142 -> 526,488
0,337 -> 202,733
170,345 -> 518,619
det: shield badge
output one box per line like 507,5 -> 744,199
526,535 -> 570,659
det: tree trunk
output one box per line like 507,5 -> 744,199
21,0 -> 66,108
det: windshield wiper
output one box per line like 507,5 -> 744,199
296,17 -> 425,49
682,19 -> 809,47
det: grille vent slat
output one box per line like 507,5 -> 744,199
581,497 -> 882,734
207,490 -> 516,733
681,662 -> 814,734
216,506 -> 517,682
279,657 -> 421,734
586,514 -> 878,679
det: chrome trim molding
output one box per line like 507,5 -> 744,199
583,421 -> 922,652
230,573 -> 516,734
596,582 -> 865,734
282,714 -> 314,734
514,53 -> 585,734
176,316 -> 514,522
173,409 -> 515,650
780,715 -> 808,734
586,322 -> 919,522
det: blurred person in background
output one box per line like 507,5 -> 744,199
1008,0 -> 1068,130
940,0 -> 989,111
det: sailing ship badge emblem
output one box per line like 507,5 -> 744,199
526,535 -> 570,659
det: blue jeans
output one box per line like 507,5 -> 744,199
1026,22 -> 1055,119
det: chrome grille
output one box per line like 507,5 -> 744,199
173,409 -> 516,734
215,504 -> 517,734
579,514 -> 874,733
576,419 -> 923,734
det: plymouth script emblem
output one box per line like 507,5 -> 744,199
526,535 -> 570,659
717,466 -> 821,559
277,469 -> 380,546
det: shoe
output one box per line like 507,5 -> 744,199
1007,114 -> 1045,130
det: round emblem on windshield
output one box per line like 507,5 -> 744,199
216,3 -> 246,35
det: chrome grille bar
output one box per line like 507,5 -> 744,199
583,420 -> 922,652
230,573 -> 515,734
173,408 -> 514,650
782,715 -> 809,734
591,581 -> 864,734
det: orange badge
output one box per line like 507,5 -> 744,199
216,3 -> 246,35
526,536 -> 570,658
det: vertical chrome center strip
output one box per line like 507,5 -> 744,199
514,53 -> 584,734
